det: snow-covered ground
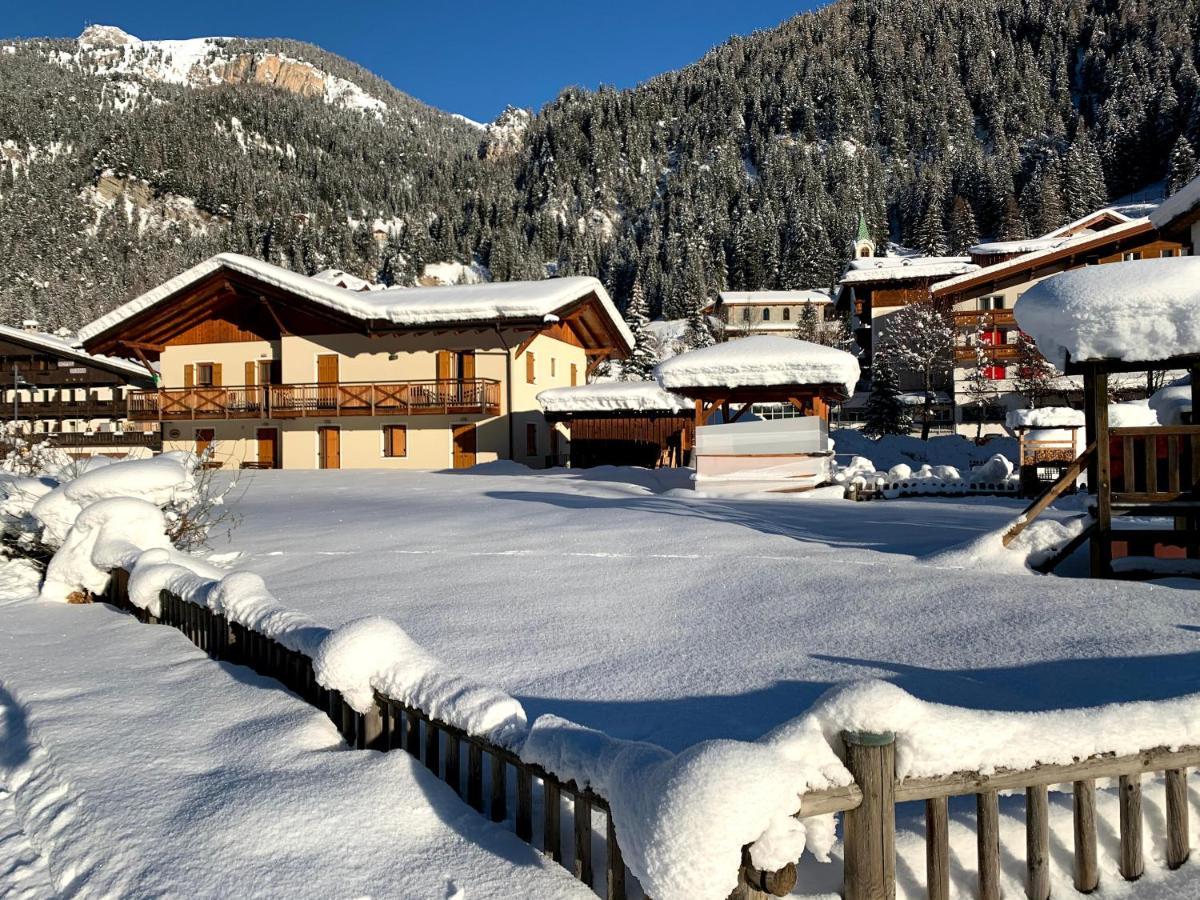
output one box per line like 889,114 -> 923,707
0,559 -> 591,899
211,465 -> 1200,755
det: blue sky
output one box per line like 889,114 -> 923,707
5,1 -> 818,122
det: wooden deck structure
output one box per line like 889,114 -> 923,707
1006,355 -> 1200,578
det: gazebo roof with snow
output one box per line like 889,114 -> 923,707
536,381 -> 691,418
652,335 -> 860,425
1015,257 -> 1200,374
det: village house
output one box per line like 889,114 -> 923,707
932,207 -> 1187,435
706,289 -> 835,338
77,253 -> 632,470
0,321 -> 158,457
1151,175 -> 1200,251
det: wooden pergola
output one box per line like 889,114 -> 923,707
667,383 -> 851,429
1006,354 -> 1200,578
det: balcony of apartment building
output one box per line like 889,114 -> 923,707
952,307 -> 1019,364
127,379 -> 503,421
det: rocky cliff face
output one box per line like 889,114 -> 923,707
215,54 -> 327,100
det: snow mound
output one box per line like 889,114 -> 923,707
1015,258 -> 1200,367
654,336 -> 859,396
313,616 -> 527,743
1150,376 -> 1192,425
1108,399 -> 1158,428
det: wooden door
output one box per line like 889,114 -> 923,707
317,354 -> 339,410
452,423 -> 476,469
195,428 -> 215,456
318,426 -> 340,469
256,428 -> 278,468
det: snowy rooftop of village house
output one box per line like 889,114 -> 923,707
969,236 -> 1067,256
536,381 -> 691,414
837,254 -> 978,285
1151,177 -> 1200,230
0,322 -> 152,380
931,217 -> 1152,294
653,335 -> 860,395
1014,256 -> 1200,368
78,253 -> 634,348
714,289 -> 831,305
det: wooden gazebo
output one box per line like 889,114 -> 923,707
1003,257 -> 1200,578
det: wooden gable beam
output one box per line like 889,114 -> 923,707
259,296 -> 292,336
127,345 -> 158,380
513,330 -> 540,358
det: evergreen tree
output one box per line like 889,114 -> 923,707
682,293 -> 716,350
946,196 -> 979,254
794,300 -> 822,343
862,359 -> 911,438
1168,136 -> 1199,196
619,280 -> 658,380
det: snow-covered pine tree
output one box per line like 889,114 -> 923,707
794,301 -> 821,343
1012,331 -> 1058,409
862,359 -> 911,438
620,280 -> 658,381
876,301 -> 954,440
1168,136 -> 1199,196
947,196 -> 979,254
682,292 -> 716,350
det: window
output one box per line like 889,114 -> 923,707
550,358 -> 557,378
383,424 -> 407,458
741,308 -> 751,322
783,308 -> 791,321
979,295 -> 1005,311
1122,252 -> 1138,262
1162,249 -> 1179,258
570,364 -> 578,386
526,423 -> 538,456
192,363 -> 220,387
526,352 -> 536,384
762,308 -> 771,321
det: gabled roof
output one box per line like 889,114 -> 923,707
1042,207 -> 1135,239
79,253 -> 633,356
838,255 -> 978,286
713,290 -> 831,306
931,218 -> 1155,300
0,323 -> 152,384
1151,176 -> 1200,236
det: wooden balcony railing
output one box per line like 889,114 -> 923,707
128,380 -> 503,421
953,309 -> 1016,328
953,344 -> 1021,363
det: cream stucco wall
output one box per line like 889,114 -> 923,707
157,329 -> 588,469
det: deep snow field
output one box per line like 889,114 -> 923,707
215,464 -> 1200,753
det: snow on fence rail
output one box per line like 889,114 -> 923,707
92,567 -> 1200,900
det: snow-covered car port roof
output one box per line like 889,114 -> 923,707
652,335 -> 861,425
78,253 -> 634,361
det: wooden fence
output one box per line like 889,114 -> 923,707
94,569 -> 1197,900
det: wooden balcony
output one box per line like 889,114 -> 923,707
954,344 -> 1021,363
953,309 -> 1015,329
128,380 -> 502,421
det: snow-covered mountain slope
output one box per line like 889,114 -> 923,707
64,24 -> 387,116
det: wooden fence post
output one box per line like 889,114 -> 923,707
842,731 -> 896,900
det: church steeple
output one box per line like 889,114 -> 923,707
853,211 -> 875,259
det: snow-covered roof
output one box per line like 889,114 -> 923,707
79,253 -> 633,350
1005,407 -> 1084,430
1014,257 -> 1200,367
839,256 -> 978,286
653,335 -> 860,396
311,269 -> 384,292
970,237 -> 1067,256
1042,207 -> 1135,239
715,290 -> 830,305
932,218 -> 1151,295
537,381 -> 691,415
1151,176 -> 1200,232
0,323 -> 151,381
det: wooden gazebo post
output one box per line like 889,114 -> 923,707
1082,362 -> 1111,576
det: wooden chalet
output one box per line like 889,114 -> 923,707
78,254 -> 632,470
0,322 -> 158,457
537,382 -> 694,468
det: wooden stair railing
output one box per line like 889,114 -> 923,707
1003,442 -> 1095,548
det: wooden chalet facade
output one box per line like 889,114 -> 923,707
933,217 -> 1187,436
78,254 -> 632,470
0,323 -> 158,457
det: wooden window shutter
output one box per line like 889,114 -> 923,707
462,351 -> 476,380
211,363 -> 223,387
570,364 -> 577,386
526,423 -> 538,456
384,424 -> 407,458
183,364 -> 195,388
437,350 -> 452,381
244,361 -> 256,386
526,352 -> 536,384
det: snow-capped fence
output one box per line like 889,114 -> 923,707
95,567 -> 1200,900
99,568 -> 649,899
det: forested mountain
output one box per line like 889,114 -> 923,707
1,0 -> 1199,330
